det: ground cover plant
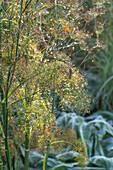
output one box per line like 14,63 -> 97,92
56,111 -> 113,169
0,0 -> 112,170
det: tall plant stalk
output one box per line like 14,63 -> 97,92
43,89 -> 56,170
0,6 -> 3,170
25,119 -> 30,170
24,12 -> 31,167
0,0 -> 23,169
43,142 -> 50,170
0,138 -> 3,170
0,2 -> 11,168
25,60 -> 30,170
0,0 -> 41,168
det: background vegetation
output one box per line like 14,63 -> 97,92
0,0 -> 113,170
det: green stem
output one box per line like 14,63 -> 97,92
43,140 -> 75,170
1,102 -> 11,169
24,81 -> 30,170
43,142 -> 50,170
3,102 -> 11,170
9,0 -> 23,87
0,16 -> 3,168
0,135 -> 3,170
25,123 -> 30,170
43,87 -> 56,169
15,0 -> 23,58
0,7 -> 11,169
24,17 -> 30,170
